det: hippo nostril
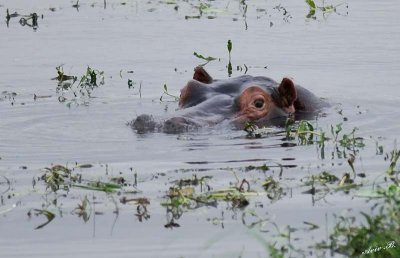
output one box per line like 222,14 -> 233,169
254,99 -> 264,108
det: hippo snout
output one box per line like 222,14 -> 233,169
130,114 -> 157,133
130,114 -> 199,134
163,117 -> 199,133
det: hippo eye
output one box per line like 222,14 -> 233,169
254,99 -> 264,108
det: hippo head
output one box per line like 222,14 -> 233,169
132,67 -> 300,133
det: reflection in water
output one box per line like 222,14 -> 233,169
6,9 -> 40,30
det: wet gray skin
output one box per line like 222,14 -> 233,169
131,67 -> 328,133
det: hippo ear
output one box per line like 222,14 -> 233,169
278,78 -> 297,113
193,66 -> 213,84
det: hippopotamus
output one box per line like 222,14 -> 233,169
131,67 -> 328,133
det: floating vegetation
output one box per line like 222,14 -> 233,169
193,51 -> 218,66
244,121 -> 282,138
73,196 -> 91,222
245,163 -> 270,172
204,188 -> 250,209
54,66 -> 105,106
120,70 -> 142,97
227,39 -> 233,76
189,2 -> 225,18
6,9 -> 41,30
305,0 -> 348,20
162,177 -> 264,213
73,181 -> 122,193
120,197 -> 151,222
159,84 -> 179,102
1,91 -> 17,105
316,184 -> 400,257
386,147 -> 400,177
272,4 -> 292,23
15,125 -> 400,255
262,176 -> 287,201
171,175 -> 212,190
302,171 -> 339,186
245,118 -> 366,162
192,40 -> 247,77
41,165 -> 79,192
40,164 -> 128,193
27,209 -> 55,230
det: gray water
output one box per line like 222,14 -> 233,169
1,0 -> 400,257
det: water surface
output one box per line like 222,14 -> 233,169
1,0 -> 399,257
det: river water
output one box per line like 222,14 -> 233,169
0,0 -> 399,257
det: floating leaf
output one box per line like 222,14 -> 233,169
193,52 -> 217,62
73,181 -> 121,193
32,209 -> 55,230
306,0 -> 316,9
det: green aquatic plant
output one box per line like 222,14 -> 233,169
73,196 -> 91,222
41,163 -> 124,193
284,118 -> 325,144
316,184 -> 400,257
337,126 -> 365,150
73,180 -> 122,193
227,39 -> 233,76
227,39 -> 232,59
193,51 -> 218,66
171,175 -> 212,190
386,147 -> 400,177
55,66 -> 77,82
244,121 -> 282,138
296,120 -> 316,145
305,0 -> 348,20
160,84 -> 180,102
262,176 -> 287,201
54,66 -> 104,106
28,209 -> 55,230
302,171 -> 339,186
41,165 -> 79,192
202,188 -> 250,209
